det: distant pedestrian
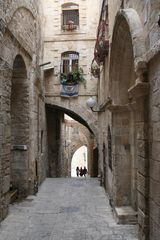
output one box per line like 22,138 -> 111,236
83,166 -> 88,178
80,167 -> 83,177
76,166 -> 80,177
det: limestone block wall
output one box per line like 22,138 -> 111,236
108,0 -> 160,51
96,0 -> 160,239
44,40 -> 97,96
148,53 -> 160,240
41,0 -> 102,131
0,0 -> 47,221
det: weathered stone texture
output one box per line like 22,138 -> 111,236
150,218 -> 160,240
0,1 -> 159,240
42,0 -> 101,136
61,118 -> 94,177
97,1 -> 160,240
0,0 -> 44,220
8,8 -> 36,56
148,53 -> 160,239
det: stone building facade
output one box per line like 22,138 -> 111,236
96,0 -> 160,240
0,0 -> 47,220
0,0 -> 160,240
41,0 -> 102,134
0,0 -> 101,221
41,0 -> 102,177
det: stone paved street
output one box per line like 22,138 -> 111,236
0,178 -> 138,240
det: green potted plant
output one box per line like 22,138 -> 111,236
60,68 -> 86,86
60,68 -> 86,97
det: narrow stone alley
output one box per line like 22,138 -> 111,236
0,178 -> 138,240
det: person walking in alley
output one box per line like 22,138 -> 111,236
76,166 -> 80,177
80,167 -> 83,177
83,166 -> 88,178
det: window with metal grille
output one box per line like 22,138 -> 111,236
62,3 -> 79,29
61,52 -> 79,74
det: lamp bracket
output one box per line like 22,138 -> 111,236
90,107 -> 105,112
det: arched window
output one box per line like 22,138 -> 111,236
62,3 -> 79,30
61,51 -> 79,74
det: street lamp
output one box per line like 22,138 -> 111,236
86,96 -> 105,112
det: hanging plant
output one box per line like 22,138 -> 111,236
60,68 -> 86,86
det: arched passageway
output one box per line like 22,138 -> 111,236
46,105 -> 97,178
71,145 -> 88,177
10,55 -> 29,197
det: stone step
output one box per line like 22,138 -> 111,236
114,206 -> 138,225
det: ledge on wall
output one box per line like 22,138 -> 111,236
114,206 -> 138,225
128,82 -> 149,99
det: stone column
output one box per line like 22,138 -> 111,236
109,105 -> 131,207
108,102 -> 138,224
128,62 -> 149,240
0,59 -> 12,220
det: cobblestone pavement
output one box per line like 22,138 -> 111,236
0,178 -> 138,240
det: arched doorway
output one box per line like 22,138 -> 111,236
10,55 -> 29,198
110,16 -> 136,209
71,146 -> 88,177
109,8 -> 148,234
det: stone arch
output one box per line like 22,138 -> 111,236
6,1 -> 37,25
45,101 -> 98,138
112,8 -> 146,65
71,145 -> 88,177
7,7 -> 37,56
110,8 -> 146,104
5,1 -> 38,57
68,125 -> 95,177
46,103 -> 97,178
70,137 -> 88,162
109,9 -> 146,212
10,54 -> 30,197
11,51 -> 29,72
